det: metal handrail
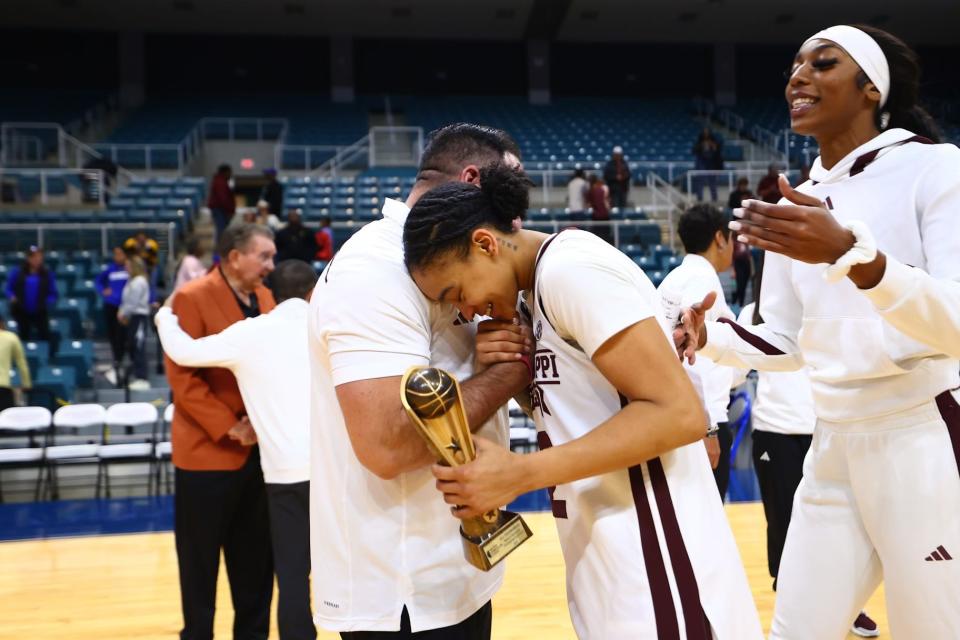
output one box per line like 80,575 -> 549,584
0,222 -> 176,257
684,168 -> 803,197
310,134 -> 371,178
0,168 -> 106,207
91,116 -> 290,174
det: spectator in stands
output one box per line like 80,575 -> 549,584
96,246 -> 130,383
275,210 -> 317,263
174,236 -> 208,291
567,168 -> 588,216
156,259 -> 319,640
124,231 -> 161,290
603,146 -> 632,209
587,174 -> 612,244
208,163 -> 236,241
118,256 -> 151,390
260,169 -> 284,219
728,176 -> 756,306
692,127 -> 724,201
255,200 -> 283,230
757,163 -> 783,203
164,223 -> 277,640
314,216 -> 334,262
728,176 -> 754,209
0,316 -> 31,411
6,246 -> 57,347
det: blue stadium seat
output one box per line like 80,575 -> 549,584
52,340 -> 94,387
35,365 -> 76,402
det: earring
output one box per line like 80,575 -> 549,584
880,111 -> 891,130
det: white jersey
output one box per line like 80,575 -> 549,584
307,199 -> 508,632
703,129 -> 960,423
736,304 -> 815,436
658,254 -> 735,427
528,230 -> 761,640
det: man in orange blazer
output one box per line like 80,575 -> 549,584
166,223 -> 277,640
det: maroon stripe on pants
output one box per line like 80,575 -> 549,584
939,545 -> 954,561
629,464 -> 681,640
648,458 -> 712,640
717,317 -> 786,355
935,390 -> 960,480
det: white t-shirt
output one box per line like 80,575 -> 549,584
737,304 -> 815,435
567,176 -> 588,211
658,253 -> 735,426
528,230 -> 762,639
702,130 -> 960,422
307,198 -> 508,633
155,299 -> 310,484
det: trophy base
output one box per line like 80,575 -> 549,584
461,510 -> 533,571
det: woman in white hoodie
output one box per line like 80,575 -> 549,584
679,25 -> 960,639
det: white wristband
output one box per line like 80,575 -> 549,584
823,220 -> 877,284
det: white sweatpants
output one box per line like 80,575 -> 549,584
770,390 -> 960,639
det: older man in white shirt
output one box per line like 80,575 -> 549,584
156,259 -> 319,640
658,203 -> 736,498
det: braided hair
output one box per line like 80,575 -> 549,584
404,163 -> 532,270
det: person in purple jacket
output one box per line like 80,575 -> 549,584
95,246 -> 129,379
5,246 -> 58,348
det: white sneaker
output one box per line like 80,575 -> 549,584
128,379 -> 151,390
104,369 -> 118,386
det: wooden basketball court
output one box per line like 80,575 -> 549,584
0,503 -> 886,638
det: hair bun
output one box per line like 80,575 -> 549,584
479,163 -> 533,227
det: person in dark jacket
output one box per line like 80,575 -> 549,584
5,246 -> 58,347
692,128 -> 725,201
260,169 -> 284,219
274,210 -> 317,263
95,246 -> 130,375
603,146 -> 632,209
208,164 -> 236,241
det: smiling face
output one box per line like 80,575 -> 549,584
410,230 -> 520,322
785,39 -> 881,138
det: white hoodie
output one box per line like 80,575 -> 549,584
702,129 -> 960,422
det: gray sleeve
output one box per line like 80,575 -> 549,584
119,277 -> 149,316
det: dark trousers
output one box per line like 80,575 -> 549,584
104,303 -> 126,366
266,481 -> 316,640
125,314 -> 149,381
609,185 -> 628,209
712,421 -> 732,500
733,257 -> 752,307
751,429 -> 812,580
0,387 -> 14,411
12,306 -> 51,344
341,601 -> 491,640
211,208 -> 230,244
175,447 -> 274,640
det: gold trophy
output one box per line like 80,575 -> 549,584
401,366 -> 532,571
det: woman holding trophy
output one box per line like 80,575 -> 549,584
401,164 -> 762,639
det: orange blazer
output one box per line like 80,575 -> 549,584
165,268 -> 276,471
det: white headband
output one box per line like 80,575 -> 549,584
803,25 -> 890,108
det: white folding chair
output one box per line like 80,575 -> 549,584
43,404 -> 106,500
152,403 -> 175,495
0,406 -> 52,502
98,403 -> 159,498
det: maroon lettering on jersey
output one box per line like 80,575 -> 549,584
531,348 -> 561,417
